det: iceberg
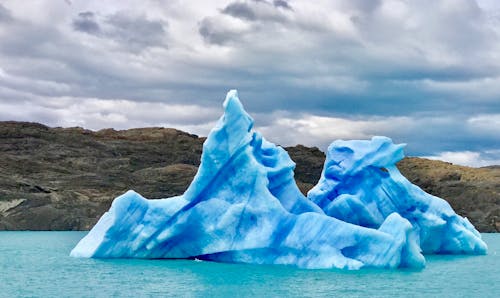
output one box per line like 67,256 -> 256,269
71,90 -> 426,269
307,137 -> 487,254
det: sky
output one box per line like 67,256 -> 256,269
0,0 -> 499,167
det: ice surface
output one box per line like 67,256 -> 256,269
71,90 -> 426,269
308,137 -> 487,254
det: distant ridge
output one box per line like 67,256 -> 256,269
483,165 -> 500,170
0,121 -> 498,232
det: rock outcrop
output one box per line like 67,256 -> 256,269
0,121 -> 498,231
0,121 -> 203,230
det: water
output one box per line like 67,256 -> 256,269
1,232 -> 499,297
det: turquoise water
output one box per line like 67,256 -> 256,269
1,232 -> 499,297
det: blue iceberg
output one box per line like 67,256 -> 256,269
308,137 -> 487,254
71,90 -> 426,269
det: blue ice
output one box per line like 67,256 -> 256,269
307,137 -> 487,254
71,90 -> 485,269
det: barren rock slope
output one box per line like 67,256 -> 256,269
0,121 -> 498,231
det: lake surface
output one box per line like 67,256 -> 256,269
1,232 -> 499,297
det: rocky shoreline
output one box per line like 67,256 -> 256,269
0,121 -> 498,232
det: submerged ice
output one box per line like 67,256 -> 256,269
71,90 -> 486,269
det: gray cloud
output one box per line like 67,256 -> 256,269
220,0 -> 290,23
0,4 -> 13,23
0,0 -> 499,166
198,18 -> 236,45
200,0 -> 292,45
273,0 -> 292,10
104,12 -> 168,50
341,0 -> 381,13
72,11 -> 100,34
71,10 -> 168,51
222,2 -> 257,20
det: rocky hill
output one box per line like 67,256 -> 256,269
0,121 -> 498,232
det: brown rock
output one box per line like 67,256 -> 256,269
0,121 -> 203,230
0,121 -> 498,232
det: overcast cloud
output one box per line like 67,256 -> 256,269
0,0 -> 499,167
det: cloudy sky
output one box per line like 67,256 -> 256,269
0,0 -> 499,166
